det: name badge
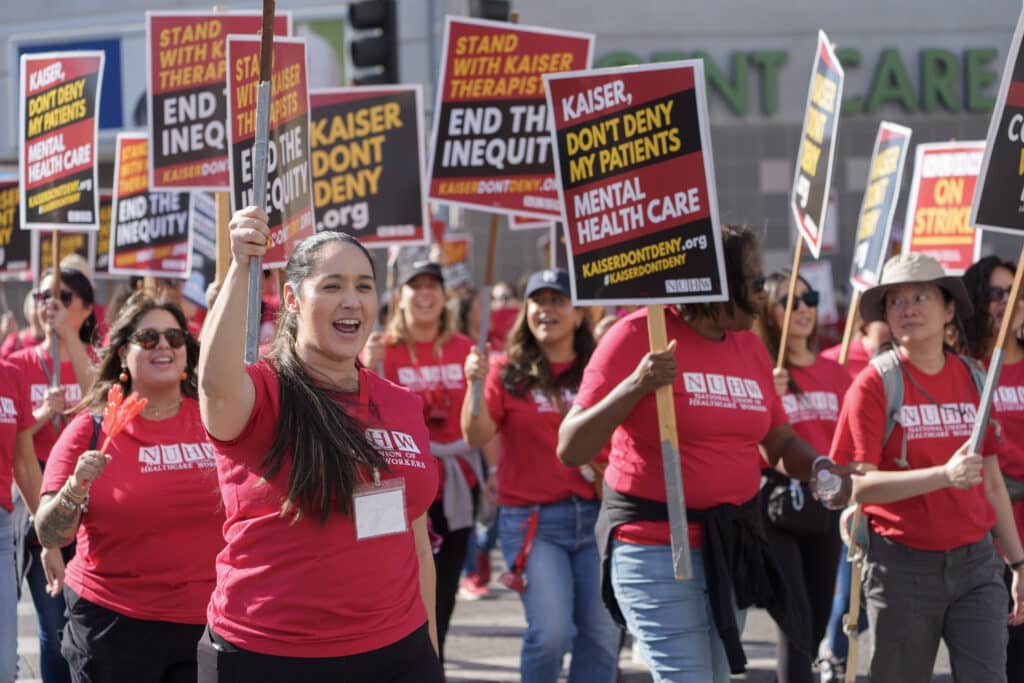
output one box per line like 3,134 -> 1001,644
353,473 -> 407,541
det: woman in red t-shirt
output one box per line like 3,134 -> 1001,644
197,207 -> 441,682
755,272 -> 850,683
831,252 -> 1024,682
461,268 -> 620,683
962,254 -> 1024,680
364,260 -> 477,664
33,295 -> 222,682
558,225 -> 849,682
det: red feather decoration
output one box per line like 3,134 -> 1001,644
99,384 -> 148,454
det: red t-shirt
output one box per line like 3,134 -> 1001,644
575,308 -> 787,547
487,307 -> 520,352
782,356 -> 851,456
1,330 -> 42,358
485,356 -> 596,506
207,361 -> 439,657
0,362 -> 33,512
821,338 -> 872,380
991,357 -> 1024,480
383,334 -> 477,491
41,399 -> 223,623
7,347 -> 82,463
830,351 -> 999,551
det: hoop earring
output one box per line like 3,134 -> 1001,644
118,367 -> 129,383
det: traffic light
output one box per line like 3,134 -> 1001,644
349,0 -> 398,85
469,0 -> 511,20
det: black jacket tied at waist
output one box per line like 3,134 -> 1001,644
595,483 -> 812,674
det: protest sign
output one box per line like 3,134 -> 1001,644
0,182 -> 32,280
184,191 -> 217,309
227,35 -> 314,269
903,140 -> 984,276
19,51 -> 104,231
849,122 -> 912,290
309,86 -> 428,247
543,61 -> 727,306
33,230 -> 94,279
428,17 -> 594,220
93,190 -> 113,278
791,31 -> 844,259
511,214 -> 549,230
109,133 -> 192,278
440,232 -> 473,290
146,11 -> 292,191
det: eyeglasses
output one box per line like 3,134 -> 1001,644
747,274 -> 767,293
988,286 -> 1013,302
33,290 -> 73,307
778,291 -> 820,309
129,328 -> 189,350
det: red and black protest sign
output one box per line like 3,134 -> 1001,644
33,230 -> 93,280
849,122 -> 912,290
93,191 -> 113,278
227,35 -> 314,269
544,61 -> 727,305
146,11 -> 292,191
972,10 -> 1024,234
0,181 -> 32,280
791,31 -> 844,259
310,86 -> 429,248
183,191 -> 217,309
903,141 -> 984,276
19,51 -> 103,231
109,133 -> 192,278
428,17 -> 593,220
510,214 -> 549,230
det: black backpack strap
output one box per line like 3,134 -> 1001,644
89,414 -> 102,451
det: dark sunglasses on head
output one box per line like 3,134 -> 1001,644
33,290 -> 74,307
130,328 -> 188,350
988,285 -> 1013,302
778,290 -> 820,309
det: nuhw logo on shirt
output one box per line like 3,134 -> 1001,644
365,428 -> 427,469
0,396 -> 17,425
899,402 -> 976,441
682,372 -> 767,412
396,363 -> 464,391
994,386 -> 1024,413
530,387 -> 577,414
781,391 -> 840,424
30,383 -> 81,407
138,442 -> 215,473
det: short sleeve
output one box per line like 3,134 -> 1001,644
483,358 -> 507,429
41,412 -> 97,495
575,317 -> 646,410
829,367 -> 887,466
205,361 -> 278,455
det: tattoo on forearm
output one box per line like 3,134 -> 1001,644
36,494 -> 81,548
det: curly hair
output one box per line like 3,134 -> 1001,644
961,255 -> 1019,359
678,224 -> 760,322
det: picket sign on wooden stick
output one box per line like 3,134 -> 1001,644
243,0 -> 276,365
837,290 -> 862,366
775,237 -> 804,369
215,192 -> 232,286
843,508 -> 865,683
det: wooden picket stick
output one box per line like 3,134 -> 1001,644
646,304 -> 692,579
838,289 -> 862,366
775,238 -> 804,369
215,192 -> 232,285
843,509 -> 865,683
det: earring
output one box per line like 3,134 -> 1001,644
118,367 -> 129,383
180,369 -> 189,381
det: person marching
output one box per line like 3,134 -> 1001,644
558,224 -> 848,683
197,207 -> 441,682
961,254 -> 1024,681
8,267 -> 98,683
755,272 -> 850,683
33,295 -> 223,682
831,252 -> 1024,682
365,260 -> 478,664
461,268 -> 620,683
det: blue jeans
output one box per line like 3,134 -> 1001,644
0,509 -> 17,683
26,544 -> 71,683
824,542 -> 868,660
463,508 -> 500,575
611,541 -> 745,683
499,498 -> 619,683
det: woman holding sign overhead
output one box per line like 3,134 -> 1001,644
198,207 -> 442,682
558,224 -> 848,683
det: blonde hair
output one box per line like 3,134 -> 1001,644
385,282 -> 454,360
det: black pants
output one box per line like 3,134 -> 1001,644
765,516 -> 842,683
61,586 -> 204,683
197,623 -> 443,683
428,498 -> 473,666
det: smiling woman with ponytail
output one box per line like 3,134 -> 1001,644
196,206 -> 442,683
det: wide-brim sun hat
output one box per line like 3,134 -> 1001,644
859,252 -> 973,324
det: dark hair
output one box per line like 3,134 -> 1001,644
266,231 -> 388,524
457,288 -> 479,337
501,284 -> 595,398
679,224 -> 760,322
962,255 -> 1019,358
43,267 -> 97,344
754,272 -> 818,393
77,293 -> 198,414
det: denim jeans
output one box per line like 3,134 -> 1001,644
26,543 -> 71,683
610,541 -> 745,683
0,509 -> 17,683
463,508 -> 500,575
499,498 -> 619,683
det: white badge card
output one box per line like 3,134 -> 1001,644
353,477 -> 408,541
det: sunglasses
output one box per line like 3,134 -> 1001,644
778,291 -> 820,309
33,290 -> 74,307
130,328 -> 189,350
988,286 -> 1013,302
